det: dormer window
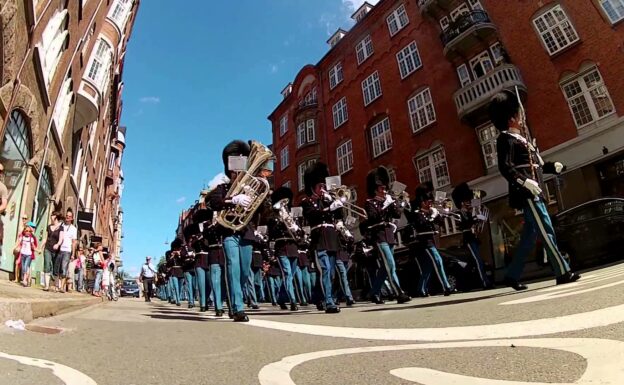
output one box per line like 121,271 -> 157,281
327,29 -> 347,48
352,2 -> 374,23
281,83 -> 293,98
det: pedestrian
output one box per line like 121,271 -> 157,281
14,222 -> 38,287
55,210 -> 78,293
364,167 -> 411,304
139,256 -> 157,302
76,246 -> 86,292
489,90 -> 580,289
92,244 -> 105,297
42,211 -> 64,291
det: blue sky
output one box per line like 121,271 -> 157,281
120,0 -> 377,276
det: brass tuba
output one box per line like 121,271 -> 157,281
216,141 -> 274,231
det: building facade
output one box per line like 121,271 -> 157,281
0,0 -> 139,279
268,0 -> 624,278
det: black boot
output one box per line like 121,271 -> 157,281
316,302 -> 325,311
556,272 -> 581,285
300,302 -> 309,306
279,303 -> 288,310
251,304 -> 260,310
215,309 -> 224,317
199,306 -> 206,312
233,312 -> 249,322
325,306 -> 340,314
346,298 -> 355,307
372,296 -> 385,304
504,277 -> 528,291
290,303 -> 299,311
397,293 -> 411,304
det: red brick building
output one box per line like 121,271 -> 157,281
268,0 -> 624,277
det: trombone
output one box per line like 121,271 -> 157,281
323,185 -> 368,220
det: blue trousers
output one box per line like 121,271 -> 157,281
267,276 -> 281,304
506,198 -> 571,280
277,256 -> 297,305
184,272 -> 195,305
294,265 -> 310,303
195,267 -> 211,307
418,246 -> 451,295
372,242 -> 403,297
252,268 -> 265,302
245,268 -> 258,306
169,276 -> 181,304
313,250 -> 337,308
333,260 -> 353,301
209,264 -> 223,311
466,241 -> 490,287
222,235 -> 253,313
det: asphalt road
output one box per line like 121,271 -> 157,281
1,262 -> 624,384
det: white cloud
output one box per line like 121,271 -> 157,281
176,196 -> 186,204
270,64 -> 279,74
207,172 -> 229,190
139,96 -> 160,104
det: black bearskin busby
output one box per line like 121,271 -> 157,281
183,224 -> 199,241
303,162 -> 329,196
170,238 -> 184,251
413,184 -> 435,209
271,186 -> 294,207
451,182 -> 487,209
191,208 -> 213,224
366,166 -> 391,198
222,140 -> 251,176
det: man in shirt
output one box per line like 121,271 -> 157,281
57,210 -> 78,292
140,256 -> 157,302
0,164 -> 8,255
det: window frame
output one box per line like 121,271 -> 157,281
477,123 -> 499,169
336,140 -> 354,175
370,118 -> 393,158
297,159 -> 317,192
414,146 -> 451,189
362,71 -> 382,106
456,64 -> 471,87
332,97 -> 349,129
560,67 -> 615,129
407,88 -> 436,133
600,0 -> 624,24
386,4 -> 409,37
356,35 -> 374,65
396,41 -> 422,79
328,62 -> 344,90
532,4 -> 580,56
469,50 -> 494,79
296,119 -> 316,148
280,146 -> 289,170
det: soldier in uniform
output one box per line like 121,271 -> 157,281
207,140 -> 257,322
489,90 -> 580,289
295,237 -> 311,306
246,234 -> 265,308
181,241 -> 196,309
185,208 -> 213,312
408,185 -> 453,297
364,167 -> 411,304
301,162 -> 341,314
451,182 -> 491,289
168,239 -> 185,306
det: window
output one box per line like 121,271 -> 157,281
296,119 -> 316,148
88,121 -> 97,151
456,64 -> 471,87
469,50 -> 494,79
356,35 -> 374,65
387,4 -> 409,36
370,118 -> 392,158
396,41 -> 422,79
387,168 -> 397,184
490,42 -> 504,65
52,75 -> 73,138
332,97 -> 348,128
477,124 -> 498,168
109,152 -> 116,170
86,185 -> 93,209
408,88 -> 436,133
439,16 -> 450,30
108,0 -> 133,28
298,159 -> 317,192
35,168 -> 52,224
450,3 -> 470,21
279,114 -> 288,137
86,38 -> 113,90
468,0 -> 484,11
533,5 -> 580,55
39,9 -> 69,86
329,63 -> 344,89
561,68 -> 614,128
280,146 -> 289,170
79,166 -> 88,203
601,0 -> 624,23
337,140 -> 353,175
415,147 -> 450,189
362,71 -> 382,106
72,146 -> 83,179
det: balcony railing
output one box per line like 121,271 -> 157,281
454,64 -> 526,120
440,10 -> 492,46
297,98 -> 318,111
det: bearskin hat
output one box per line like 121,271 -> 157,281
451,182 -> 473,209
222,140 -> 251,175
413,184 -> 435,209
191,208 -> 213,224
366,166 -> 391,198
271,186 -> 294,206
304,162 -> 329,196
170,238 -> 184,251
183,224 -> 200,240
165,250 -> 172,259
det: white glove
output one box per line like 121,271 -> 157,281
272,202 -> 282,210
231,194 -> 252,208
382,194 -> 395,210
323,192 -> 333,202
476,214 -> 487,221
554,162 -> 564,174
330,200 -> 343,211
430,207 -> 439,219
343,229 -> 353,239
520,178 -> 542,196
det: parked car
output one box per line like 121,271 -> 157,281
554,198 -> 624,268
120,280 -> 140,298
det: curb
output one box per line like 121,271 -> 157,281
0,296 -> 102,324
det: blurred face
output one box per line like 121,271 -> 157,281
313,183 -> 325,196
65,212 -> 73,224
421,199 -> 433,211
24,227 -> 33,235
376,185 -> 386,197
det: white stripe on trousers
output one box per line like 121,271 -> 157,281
466,243 -> 487,285
425,248 -> 445,289
222,249 -> 233,315
376,243 -> 400,296
526,199 -> 566,275
276,257 -> 294,304
314,252 -> 327,299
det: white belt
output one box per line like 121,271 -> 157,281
417,231 -> 437,236
311,224 -> 335,231
274,237 -> 296,242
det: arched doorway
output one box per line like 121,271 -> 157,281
0,110 -> 32,272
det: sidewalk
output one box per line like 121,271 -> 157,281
0,280 -> 102,324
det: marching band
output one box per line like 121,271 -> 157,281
152,91 -> 581,322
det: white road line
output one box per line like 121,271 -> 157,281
245,303 -> 624,341
500,279 -> 624,305
0,352 -> 97,385
536,270 -> 624,293
259,338 -> 624,385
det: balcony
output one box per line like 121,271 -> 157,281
73,80 -> 100,131
440,10 -> 497,59
454,64 -> 526,123
105,168 -> 114,185
418,0 -> 455,15
297,98 -> 318,113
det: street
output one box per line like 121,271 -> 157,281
2,261 -> 624,385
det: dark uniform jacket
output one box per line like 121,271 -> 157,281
181,247 -> 195,273
167,253 -> 184,278
497,131 -> 559,210
457,210 -> 478,245
301,195 -> 343,252
268,217 -> 299,258
364,197 -> 402,245
207,183 -> 256,241
406,208 -> 443,248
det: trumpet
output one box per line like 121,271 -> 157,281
273,198 -> 303,240
323,186 -> 368,219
